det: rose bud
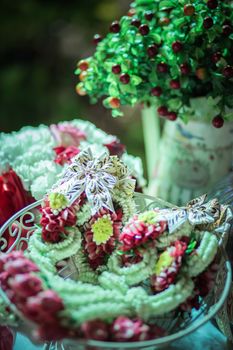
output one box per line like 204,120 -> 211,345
8,274 -> 43,298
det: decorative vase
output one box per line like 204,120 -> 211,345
142,97 -> 233,205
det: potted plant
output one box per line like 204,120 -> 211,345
75,0 -> 233,204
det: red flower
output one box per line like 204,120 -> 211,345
0,326 -> 14,350
81,319 -> 110,341
40,203 -> 77,243
8,273 -> 43,298
54,146 -> 80,166
83,208 -> 123,269
104,140 -> 126,157
37,324 -> 70,341
151,241 -> 187,293
119,215 -> 167,251
5,258 -> 39,275
111,317 -> 150,342
25,290 -> 64,323
0,170 -> 34,251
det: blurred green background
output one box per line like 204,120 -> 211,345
0,0 -> 145,171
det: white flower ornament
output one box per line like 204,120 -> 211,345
51,148 -> 135,215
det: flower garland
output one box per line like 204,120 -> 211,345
0,119 -> 145,253
0,193 -> 221,342
0,119 -> 145,203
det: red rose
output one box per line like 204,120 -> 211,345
104,140 -> 126,157
54,146 -> 80,165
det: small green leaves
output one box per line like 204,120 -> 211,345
159,1 -> 175,10
75,0 -> 233,122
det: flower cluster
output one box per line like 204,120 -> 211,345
40,200 -> 77,243
119,210 -> 167,251
0,252 -> 69,341
83,208 -> 123,269
76,0 -> 233,126
0,119 -> 145,252
81,317 -> 166,342
0,197 -> 223,344
151,239 -> 188,292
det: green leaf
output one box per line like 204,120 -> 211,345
120,84 -> 137,95
108,83 -> 119,97
159,0 -> 175,10
173,17 -> 187,28
149,33 -> 161,44
131,75 -> 143,85
112,109 -> 124,117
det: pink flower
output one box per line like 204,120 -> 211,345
25,290 -> 64,324
81,320 -> 110,341
151,241 -> 187,293
5,258 -> 39,275
0,251 -> 24,272
83,208 -> 123,269
119,215 -> 167,251
104,140 -> 125,157
111,317 -> 150,342
54,146 -> 80,166
50,124 -> 86,147
40,203 -> 77,243
8,273 -> 43,298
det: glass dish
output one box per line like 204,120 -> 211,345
0,193 -> 232,350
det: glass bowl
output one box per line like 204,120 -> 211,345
0,193 -> 232,350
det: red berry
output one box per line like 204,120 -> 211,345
167,112 -> 177,121
112,65 -> 121,74
159,17 -> 170,26
222,25 -> 232,36
109,98 -> 120,109
147,44 -> 158,58
151,86 -> 162,96
180,63 -> 190,75
78,60 -> 89,71
131,19 -> 141,28
157,106 -> 168,116
127,9 -> 136,17
93,34 -> 102,45
211,52 -> 221,63
157,62 -> 168,73
139,24 -> 150,36
145,11 -> 154,21
196,67 -> 207,80
120,73 -> 130,84
110,21 -> 121,33
212,115 -> 224,128
184,4 -> 195,16
203,17 -> 213,29
207,0 -> 218,9
79,71 -> 87,81
172,41 -> 183,53
223,66 -> 233,78
170,80 -> 180,89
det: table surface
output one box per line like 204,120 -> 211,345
14,321 -> 228,350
